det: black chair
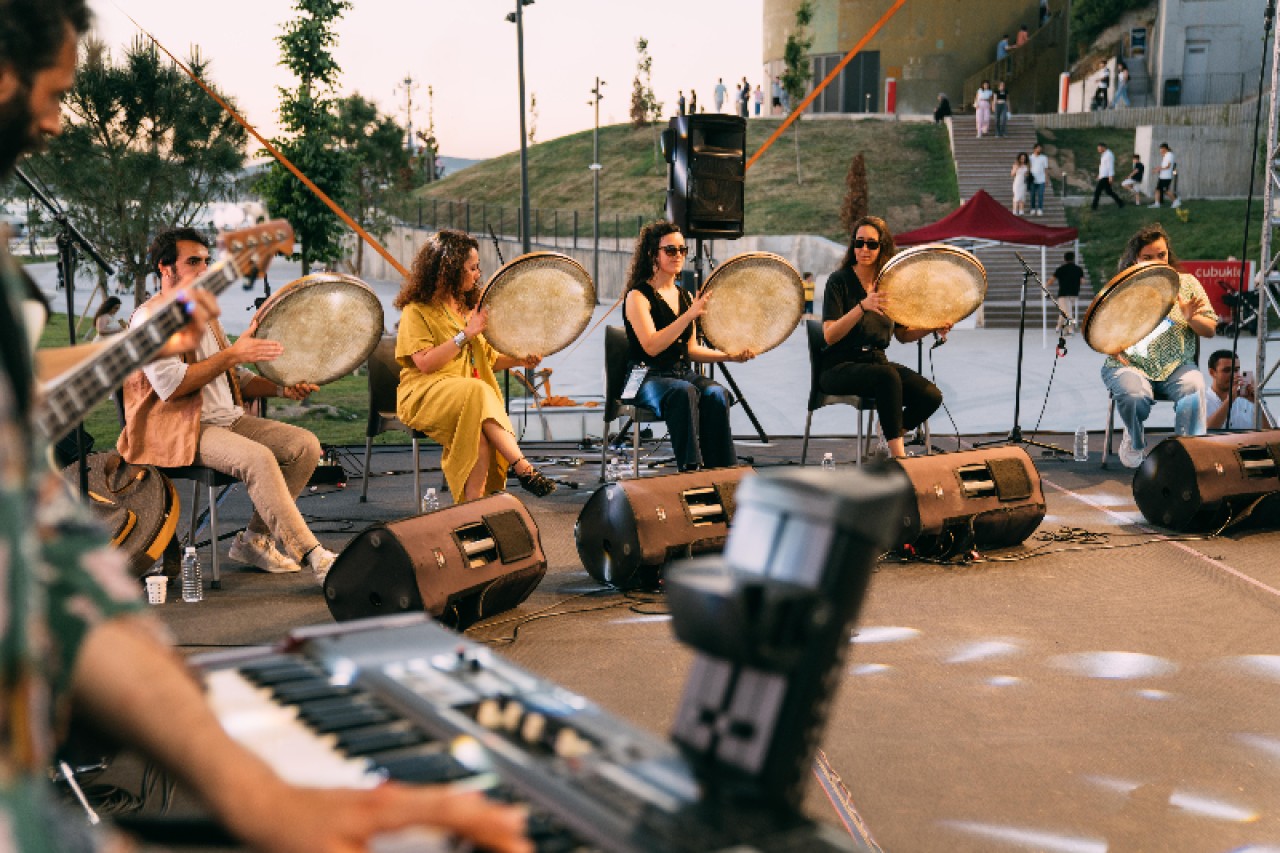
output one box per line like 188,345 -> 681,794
360,336 -> 428,505
602,326 -> 663,481
800,319 -> 879,466
114,393 -> 239,589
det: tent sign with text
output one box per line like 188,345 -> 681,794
1183,260 -> 1254,322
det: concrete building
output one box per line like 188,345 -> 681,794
1147,0 -> 1267,106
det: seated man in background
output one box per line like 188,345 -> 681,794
1205,349 -> 1268,430
118,227 -> 336,580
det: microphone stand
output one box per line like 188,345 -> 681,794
975,251 -> 1073,456
15,168 -> 115,497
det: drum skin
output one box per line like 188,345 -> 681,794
251,273 -> 384,386
1082,262 -> 1179,356
699,252 -> 804,355
876,243 -> 986,329
479,252 -> 595,358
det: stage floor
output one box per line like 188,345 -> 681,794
119,434 -> 1280,852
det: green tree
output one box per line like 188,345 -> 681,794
1071,0 -> 1148,52
21,37 -> 246,298
333,94 -> 413,276
257,0 -> 352,275
781,0 -> 814,184
415,85 -> 439,185
629,38 -> 664,170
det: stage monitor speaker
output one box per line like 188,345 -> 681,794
575,466 -> 754,590
664,114 -> 746,240
324,492 -> 546,629
892,446 -> 1046,557
1132,430 -> 1280,532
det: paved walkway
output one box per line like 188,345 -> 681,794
30,261 -> 1258,438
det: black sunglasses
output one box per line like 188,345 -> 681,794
659,245 -> 690,257
853,238 -> 881,250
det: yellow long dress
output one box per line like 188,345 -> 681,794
396,301 -> 514,499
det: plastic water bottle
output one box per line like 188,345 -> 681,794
605,457 -> 619,483
181,546 -> 203,603
421,487 -> 439,514
821,452 -> 836,472
1074,426 -> 1089,462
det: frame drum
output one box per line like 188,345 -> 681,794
479,252 -> 596,358
875,243 -> 986,329
1081,262 -> 1180,356
699,251 -> 804,355
250,273 -> 385,386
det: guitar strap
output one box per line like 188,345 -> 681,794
208,318 -> 245,408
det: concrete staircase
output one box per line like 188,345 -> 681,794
949,114 -> 1091,329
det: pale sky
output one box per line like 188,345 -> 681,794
87,1 -> 765,160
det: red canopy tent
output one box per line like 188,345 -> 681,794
896,190 -> 1079,338
896,189 -> 1076,246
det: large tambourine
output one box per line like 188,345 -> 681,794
250,272 -> 385,386
875,243 -> 987,329
478,252 -> 596,358
1082,262 -> 1180,356
699,251 -> 804,355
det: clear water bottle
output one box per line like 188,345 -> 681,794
421,487 -> 439,513
605,457 -> 619,483
1073,426 -> 1089,462
821,452 -> 836,472
181,546 -> 202,603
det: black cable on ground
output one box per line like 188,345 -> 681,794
927,344 -> 963,452
1028,336 -> 1067,445
465,587 -> 668,648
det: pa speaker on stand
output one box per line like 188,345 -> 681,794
663,114 -> 746,239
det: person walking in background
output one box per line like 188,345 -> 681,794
732,80 -> 742,115
1152,142 -> 1181,208
739,77 -> 751,117
974,80 -> 993,137
1014,24 -> 1030,48
689,89 -> 697,113
1092,62 -> 1110,110
753,84 -> 763,116
771,77 -> 783,113
1049,251 -> 1084,335
933,92 -> 952,123
996,34 -> 1010,62
1112,60 -> 1131,108
1092,142 -> 1125,209
1121,152 -> 1145,204
714,77 -> 726,112
802,271 -> 816,315
1039,0 -> 1050,26
677,90 -> 686,116
1029,143 -> 1049,216
92,295 -> 127,339
1011,152 -> 1031,215
994,80 -> 1010,137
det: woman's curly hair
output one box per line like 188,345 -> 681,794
838,215 -> 896,275
625,220 -> 683,292
1118,222 -> 1180,272
394,229 -> 481,310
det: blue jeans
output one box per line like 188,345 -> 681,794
1029,181 -> 1045,212
995,103 -> 1009,136
1101,362 -> 1206,452
634,369 -> 735,470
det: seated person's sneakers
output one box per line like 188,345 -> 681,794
1118,430 -> 1144,469
306,546 -> 338,583
229,531 -> 302,573
514,461 -> 557,497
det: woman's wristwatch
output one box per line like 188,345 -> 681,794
452,331 -> 468,348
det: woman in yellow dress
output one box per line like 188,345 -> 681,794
395,229 -> 556,501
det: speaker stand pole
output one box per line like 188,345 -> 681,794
975,253 -> 1071,457
694,239 -> 769,444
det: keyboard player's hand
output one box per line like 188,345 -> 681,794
231,783 -> 531,853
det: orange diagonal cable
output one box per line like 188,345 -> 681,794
116,5 -> 410,279
747,0 -> 908,172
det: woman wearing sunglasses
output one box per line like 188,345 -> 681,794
820,216 -> 945,459
622,221 -> 755,471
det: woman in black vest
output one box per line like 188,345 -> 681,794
623,221 -> 754,471
821,216 -> 946,458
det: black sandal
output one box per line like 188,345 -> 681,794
512,458 -> 557,497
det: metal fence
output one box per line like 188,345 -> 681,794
388,197 -> 658,253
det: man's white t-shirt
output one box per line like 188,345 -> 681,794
1098,149 -> 1116,180
1205,389 -> 1255,429
1030,152 -> 1049,183
137,316 -> 253,427
1159,151 -> 1176,180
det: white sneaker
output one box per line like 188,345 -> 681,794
1172,199 -> 1182,208
1117,430 -> 1144,469
1148,202 -> 1161,208
306,546 -> 338,583
229,531 -> 302,573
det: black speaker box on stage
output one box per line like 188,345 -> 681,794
324,492 -> 546,629
1132,430 -> 1280,532
575,467 -> 754,590
663,114 -> 746,240
891,446 -> 1046,556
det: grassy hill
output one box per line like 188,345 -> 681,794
408,119 -> 960,243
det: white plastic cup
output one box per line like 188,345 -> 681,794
144,575 -> 167,605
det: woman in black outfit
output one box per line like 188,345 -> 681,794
623,221 -> 754,471
821,216 -> 946,459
